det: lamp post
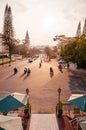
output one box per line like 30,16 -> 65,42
58,88 -> 61,110
26,88 -> 29,95
58,88 -> 63,118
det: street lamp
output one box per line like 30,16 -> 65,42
26,88 -> 29,95
58,88 -> 63,118
58,88 -> 61,109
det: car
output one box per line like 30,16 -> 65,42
58,59 -> 66,64
28,57 -> 33,63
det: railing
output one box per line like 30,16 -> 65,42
22,104 -> 31,130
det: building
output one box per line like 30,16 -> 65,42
24,30 -> 30,49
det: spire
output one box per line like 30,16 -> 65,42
4,4 -> 8,17
25,30 -> 29,41
5,4 -> 8,12
82,19 -> 86,35
24,30 -> 30,48
76,21 -> 81,37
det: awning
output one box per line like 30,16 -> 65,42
11,92 -> 28,105
68,94 -> 86,112
0,95 -> 25,114
68,94 -> 85,101
0,127 -> 6,130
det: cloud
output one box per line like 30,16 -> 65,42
62,0 -> 86,21
0,0 -> 86,45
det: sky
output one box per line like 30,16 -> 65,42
0,0 -> 86,46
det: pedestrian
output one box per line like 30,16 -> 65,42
39,62 -> 42,68
50,67 -> 54,78
67,63 -> 70,68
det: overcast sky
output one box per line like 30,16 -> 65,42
0,0 -> 86,46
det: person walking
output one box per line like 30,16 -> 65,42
67,63 -> 70,68
58,64 -> 63,72
39,62 -> 42,68
50,67 -> 54,78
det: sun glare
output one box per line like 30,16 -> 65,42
44,16 -> 54,28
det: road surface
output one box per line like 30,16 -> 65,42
0,58 -> 86,113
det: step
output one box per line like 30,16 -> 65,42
29,114 -> 59,130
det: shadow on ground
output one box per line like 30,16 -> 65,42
69,69 -> 86,93
6,73 -> 15,79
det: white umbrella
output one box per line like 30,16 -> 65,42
68,94 -> 85,101
0,115 -> 23,130
68,94 -> 86,112
11,92 -> 29,105
0,92 -> 29,105
80,120 -> 86,130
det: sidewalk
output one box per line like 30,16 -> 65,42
69,63 -> 86,75
50,59 -> 86,75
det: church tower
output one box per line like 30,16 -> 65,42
76,21 -> 81,37
24,30 -> 30,49
82,19 -> 86,35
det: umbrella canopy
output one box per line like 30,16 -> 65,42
68,94 -> 86,112
11,92 -> 29,105
0,95 -> 25,114
68,94 -> 85,101
0,127 -> 5,130
0,115 -> 22,130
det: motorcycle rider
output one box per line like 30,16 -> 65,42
14,67 -> 18,74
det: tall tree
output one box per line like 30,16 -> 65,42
2,4 -> 15,64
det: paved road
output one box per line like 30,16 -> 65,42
0,58 -> 86,114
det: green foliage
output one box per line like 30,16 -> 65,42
2,4 -> 15,56
44,46 -> 57,60
60,39 -> 77,62
76,35 -> 86,61
29,47 -> 41,57
60,35 -> 86,68
75,35 -> 86,68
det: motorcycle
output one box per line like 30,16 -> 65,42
14,67 -> 18,74
50,67 -> 54,77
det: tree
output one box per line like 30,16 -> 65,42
60,35 -> 86,68
29,47 -> 41,57
60,39 -> 77,62
2,4 -> 15,64
75,35 -> 86,68
44,46 -> 52,61
21,44 -> 29,56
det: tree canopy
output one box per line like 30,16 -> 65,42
2,4 -> 15,57
60,35 -> 86,68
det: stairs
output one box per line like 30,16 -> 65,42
29,114 -> 59,130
